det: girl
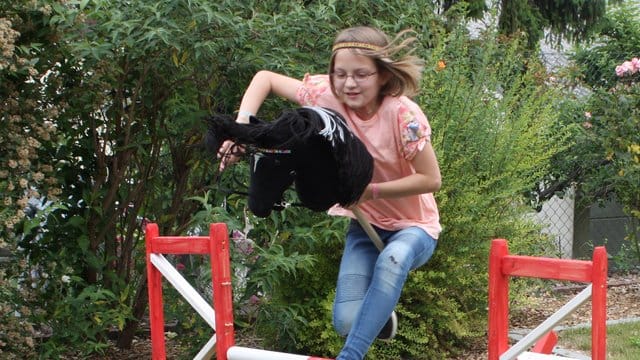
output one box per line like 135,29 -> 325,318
218,26 -> 441,360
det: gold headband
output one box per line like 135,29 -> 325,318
332,42 -> 382,52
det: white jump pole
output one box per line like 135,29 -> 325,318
499,285 -> 593,360
228,346 -> 331,360
194,335 -> 218,360
150,253 -> 217,330
145,223 -> 334,360
515,353 -> 579,360
149,253 -> 218,359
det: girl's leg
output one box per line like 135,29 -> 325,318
335,224 -> 437,360
332,221 -> 380,337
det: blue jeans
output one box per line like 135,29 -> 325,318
334,220 -> 437,360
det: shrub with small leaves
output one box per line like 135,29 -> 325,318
558,4 -> 640,264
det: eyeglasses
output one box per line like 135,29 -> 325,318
331,71 -> 377,83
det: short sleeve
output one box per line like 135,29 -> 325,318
296,74 -> 332,106
398,99 -> 431,160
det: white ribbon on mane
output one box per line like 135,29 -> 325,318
305,106 -> 347,146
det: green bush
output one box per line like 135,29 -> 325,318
0,259 -> 38,360
369,18 -> 565,359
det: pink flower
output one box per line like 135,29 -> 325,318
615,58 -> 639,77
632,57 -> 640,72
176,263 -> 186,271
232,230 -> 244,241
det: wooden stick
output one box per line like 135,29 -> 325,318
352,206 -> 384,251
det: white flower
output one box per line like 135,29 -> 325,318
61,275 -> 71,284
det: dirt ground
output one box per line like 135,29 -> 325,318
91,272 -> 640,359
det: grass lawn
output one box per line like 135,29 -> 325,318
559,321 -> 640,359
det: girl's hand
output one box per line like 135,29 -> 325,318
217,140 -> 244,171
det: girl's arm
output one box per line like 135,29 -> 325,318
218,71 -> 303,170
361,142 -> 441,201
235,70 -> 303,123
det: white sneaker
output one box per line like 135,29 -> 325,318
377,311 -> 397,341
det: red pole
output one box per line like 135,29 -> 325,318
591,246 -> 607,360
488,239 -> 509,360
531,331 -> 558,354
145,223 -> 166,360
211,223 -> 235,360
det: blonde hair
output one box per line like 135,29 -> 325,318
329,26 -> 424,97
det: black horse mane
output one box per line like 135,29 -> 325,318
205,106 -> 373,217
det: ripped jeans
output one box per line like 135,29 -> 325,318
334,220 -> 437,360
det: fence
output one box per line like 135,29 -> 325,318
145,222 -> 332,360
536,186 -> 639,264
488,238 -> 608,360
534,187 -> 575,258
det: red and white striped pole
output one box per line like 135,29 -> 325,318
145,223 -> 334,360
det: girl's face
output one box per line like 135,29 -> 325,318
331,50 -> 386,116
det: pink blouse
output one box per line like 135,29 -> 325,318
296,74 -> 441,239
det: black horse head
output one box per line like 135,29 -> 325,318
206,106 -> 373,217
